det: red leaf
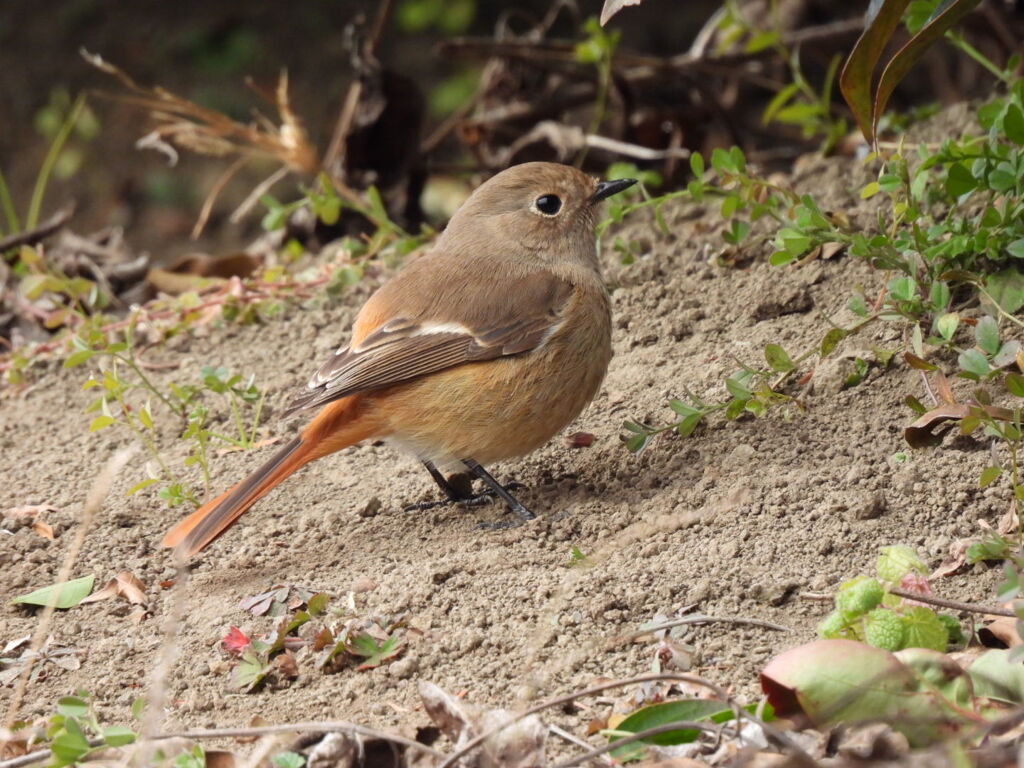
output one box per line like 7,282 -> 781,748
223,626 -> 251,655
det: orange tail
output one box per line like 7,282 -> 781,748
162,395 -> 378,558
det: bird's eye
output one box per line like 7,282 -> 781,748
534,194 -> 562,216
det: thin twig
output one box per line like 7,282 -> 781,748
438,673 -> 726,768
192,155 -> 248,239
611,615 -> 790,647
547,725 -> 615,767
0,204 -> 75,253
229,166 -> 289,224
889,587 -> 1014,618
797,592 -> 835,601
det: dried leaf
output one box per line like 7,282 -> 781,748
272,650 -> 299,680
205,751 -> 238,768
565,431 -> 596,448
3,504 -> 60,522
872,0 -> 984,139
2,635 -> 31,654
600,0 -> 643,26
839,0 -> 912,143
420,681 -> 478,744
81,571 -> 147,605
979,617 -> 1023,648
905,404 -> 1016,448
31,521 -> 54,540
929,539 -> 971,580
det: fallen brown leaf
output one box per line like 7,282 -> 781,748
565,431 -> 595,448
204,750 -> 237,768
905,404 -> 1015,447
81,571 -> 147,605
272,650 -> 299,680
30,520 -> 54,540
979,616 -> 1023,648
3,504 -> 60,522
930,539 -> 971,580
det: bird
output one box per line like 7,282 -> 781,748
162,162 -> 636,558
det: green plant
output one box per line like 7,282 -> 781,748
574,17 -> 621,164
0,91 -> 97,238
68,314 -> 266,506
28,693 -> 138,768
817,546 -> 963,652
709,0 -> 847,151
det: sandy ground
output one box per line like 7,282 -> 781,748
0,112 -> 1012,747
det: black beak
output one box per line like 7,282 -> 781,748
590,178 -> 637,204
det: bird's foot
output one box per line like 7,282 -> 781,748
403,490 -> 496,514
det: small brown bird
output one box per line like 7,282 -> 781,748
163,162 -> 635,558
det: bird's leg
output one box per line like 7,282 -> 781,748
463,459 -> 535,522
403,460 -> 495,512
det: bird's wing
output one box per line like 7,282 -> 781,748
283,258 -> 574,416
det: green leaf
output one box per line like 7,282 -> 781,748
271,752 -> 306,768
689,152 -> 704,177
877,544 -> 927,582
838,0 -> 913,143
102,726 -> 137,747
51,718 -> 91,766
57,696 -> 89,719
725,377 -> 752,401
777,228 -> 811,257
901,606 -> 948,651
847,293 -> 868,317
89,415 -> 115,432
625,434 -> 649,453
820,328 -> 847,356
127,477 -> 159,496
980,466 -> 1003,488
860,181 -> 881,199
676,412 -> 703,438
959,349 -> 990,377
872,0 -> 984,140
669,399 -> 697,417
976,316 -> 1000,356
63,349 -> 95,368
762,83 -> 800,125
131,697 -> 146,720
1004,104 -> 1024,145
764,344 -> 795,372
985,269 -> 1024,315
349,633 -> 403,669
936,313 -> 959,341
1007,239 -> 1024,259
12,575 -> 95,609
1006,373 -> 1024,398
945,162 -> 977,198
888,275 -> 917,302
969,649 -> 1024,703
608,700 -> 735,759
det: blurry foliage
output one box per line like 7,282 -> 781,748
396,0 -> 474,35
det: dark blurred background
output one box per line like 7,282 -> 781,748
0,0 -> 1018,260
